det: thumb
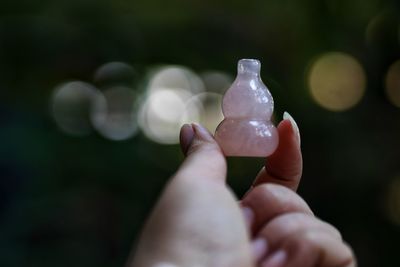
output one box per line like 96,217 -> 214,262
130,124 -> 250,267
177,123 -> 227,184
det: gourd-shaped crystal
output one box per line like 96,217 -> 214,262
214,59 -> 279,157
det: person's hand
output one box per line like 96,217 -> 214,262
129,114 -> 356,267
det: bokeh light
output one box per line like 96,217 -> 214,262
138,65 -> 206,144
147,66 -> 205,94
91,86 -> 139,141
51,81 -> 101,136
93,61 -> 136,88
308,52 -> 366,111
386,177 -> 400,225
181,92 -> 224,133
200,71 -> 233,93
398,23 -> 400,45
138,88 -> 192,144
365,10 -> 400,49
366,12 -> 387,45
5,1 -> 400,266
385,60 -> 400,108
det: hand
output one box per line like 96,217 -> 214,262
129,115 -> 356,267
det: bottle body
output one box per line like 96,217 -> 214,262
215,118 -> 278,157
214,59 -> 278,157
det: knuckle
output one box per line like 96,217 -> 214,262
319,220 -> 343,240
284,230 -> 319,256
253,183 -> 290,196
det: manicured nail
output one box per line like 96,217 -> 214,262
241,206 -> 254,229
152,262 -> 178,267
283,111 -> 300,147
192,123 -> 214,142
251,237 -> 268,262
179,124 -> 195,155
261,250 -> 287,267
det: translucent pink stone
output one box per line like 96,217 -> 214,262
215,59 -> 279,157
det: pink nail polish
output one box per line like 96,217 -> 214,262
179,124 -> 195,155
261,250 -> 287,267
251,238 -> 268,262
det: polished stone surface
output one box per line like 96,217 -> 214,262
215,59 -> 278,157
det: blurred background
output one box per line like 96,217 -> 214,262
1,0 -> 400,266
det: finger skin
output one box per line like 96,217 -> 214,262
281,230 -> 356,267
252,119 -> 302,191
175,123 -> 227,184
241,183 -> 313,234
257,212 -> 342,251
130,123 -> 253,267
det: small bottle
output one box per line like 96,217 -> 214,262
214,59 -> 278,157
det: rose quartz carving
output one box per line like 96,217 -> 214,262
214,59 -> 279,157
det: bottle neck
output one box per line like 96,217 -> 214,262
237,59 -> 261,77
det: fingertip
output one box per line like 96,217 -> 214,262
175,123 -> 227,183
260,249 -> 287,267
251,237 -> 269,262
259,114 -> 302,189
185,123 -> 223,156
191,123 -> 214,143
179,124 -> 195,156
282,111 -> 300,146
276,120 -> 297,148
274,113 -> 301,158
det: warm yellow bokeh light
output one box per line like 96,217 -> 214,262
385,60 -> 400,108
386,177 -> 400,225
308,52 -> 366,111
365,12 -> 386,46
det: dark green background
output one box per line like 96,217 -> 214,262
1,0 -> 400,266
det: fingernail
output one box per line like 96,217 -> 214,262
152,262 -> 178,267
179,124 -> 195,155
192,123 -> 214,142
241,206 -> 254,229
283,111 -> 300,147
251,237 -> 268,262
261,250 -> 287,267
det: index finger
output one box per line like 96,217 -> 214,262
251,112 -> 302,191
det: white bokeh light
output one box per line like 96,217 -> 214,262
147,66 -> 205,94
138,65 -> 206,144
139,88 -> 192,144
181,92 -> 224,133
91,86 -> 139,141
51,81 -> 100,136
201,71 -> 233,93
94,61 -> 136,88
